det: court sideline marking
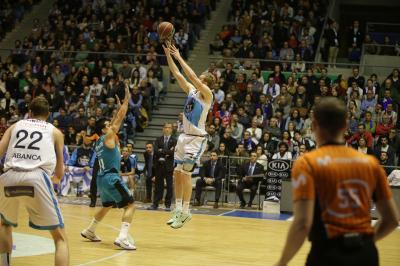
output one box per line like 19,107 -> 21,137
63,214 -> 128,266
218,209 -> 237,216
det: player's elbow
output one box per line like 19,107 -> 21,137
377,198 -> 400,231
382,214 -> 400,232
388,217 -> 399,230
110,125 -> 119,134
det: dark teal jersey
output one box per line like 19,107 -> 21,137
95,135 -> 120,175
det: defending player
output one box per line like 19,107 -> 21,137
0,97 -> 69,266
274,97 -> 399,266
81,83 -> 137,250
163,42 -> 214,229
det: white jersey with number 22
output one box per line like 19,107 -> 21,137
4,119 -> 57,175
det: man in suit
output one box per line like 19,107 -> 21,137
143,142 -> 155,203
148,123 -> 177,211
193,151 -> 225,209
236,151 -> 264,208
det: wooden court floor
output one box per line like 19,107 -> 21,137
10,204 -> 400,266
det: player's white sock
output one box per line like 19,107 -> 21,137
175,198 -> 183,211
182,201 -> 190,214
118,222 -> 130,240
0,252 -> 10,266
87,218 -> 99,232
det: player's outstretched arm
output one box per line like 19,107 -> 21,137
169,44 -> 213,103
109,90 -> 123,126
53,128 -> 65,182
104,83 -> 130,148
0,124 -> 15,158
163,43 -> 191,94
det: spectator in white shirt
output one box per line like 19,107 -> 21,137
246,119 -> 262,145
279,41 -> 295,61
272,142 -> 293,160
387,170 -> 400,186
214,85 -> 225,104
263,77 -> 281,100
174,29 -> 189,58
206,62 -> 221,79
0,91 -> 16,111
134,59 -> 147,80
89,76 -> 103,98
347,81 -> 363,100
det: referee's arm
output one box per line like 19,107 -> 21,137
373,163 -> 400,242
374,198 -> 399,241
274,157 -> 315,266
274,200 -> 314,266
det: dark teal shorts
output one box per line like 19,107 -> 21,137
97,173 -> 134,208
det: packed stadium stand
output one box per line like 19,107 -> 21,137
0,0 -> 40,42
0,0 -> 399,199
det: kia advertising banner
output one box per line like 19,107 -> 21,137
265,159 -> 291,199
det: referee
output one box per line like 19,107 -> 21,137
274,97 -> 399,266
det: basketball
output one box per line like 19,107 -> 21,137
158,21 -> 175,42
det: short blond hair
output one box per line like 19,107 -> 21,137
201,72 -> 216,88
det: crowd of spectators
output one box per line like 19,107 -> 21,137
0,51 -> 167,146
196,62 -> 400,176
323,19 -> 365,65
363,34 -> 400,57
209,0 -> 327,71
9,0 -> 214,66
1,0 -> 400,199
323,19 -> 400,65
0,0 -> 215,147
0,0 -> 39,42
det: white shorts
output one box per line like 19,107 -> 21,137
0,169 -> 64,230
174,133 -> 207,166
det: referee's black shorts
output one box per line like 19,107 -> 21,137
306,234 -> 378,266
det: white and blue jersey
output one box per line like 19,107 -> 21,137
183,89 -> 210,136
175,88 -> 211,166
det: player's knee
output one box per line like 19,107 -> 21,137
50,227 -> 68,243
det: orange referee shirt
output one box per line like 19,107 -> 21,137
291,144 -> 392,239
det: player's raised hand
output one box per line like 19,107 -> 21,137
124,81 -> 130,102
115,95 -> 121,109
169,44 -> 181,59
162,40 -> 171,55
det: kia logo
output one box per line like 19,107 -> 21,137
268,160 -> 290,172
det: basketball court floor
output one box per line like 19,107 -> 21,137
10,200 -> 400,266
